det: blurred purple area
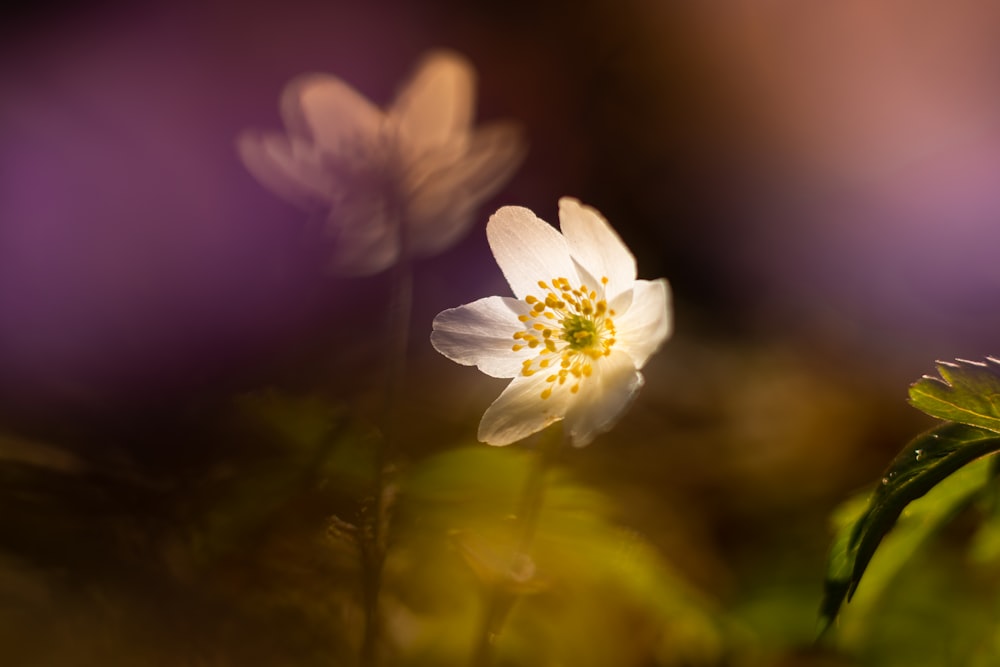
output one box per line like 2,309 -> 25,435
2,0 -> 1000,417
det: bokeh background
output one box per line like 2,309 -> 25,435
4,1 -> 1000,665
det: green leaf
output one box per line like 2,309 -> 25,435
909,357 -> 1000,434
821,422 -> 1000,628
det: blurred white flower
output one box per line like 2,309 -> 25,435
238,50 -> 525,276
431,198 -> 672,446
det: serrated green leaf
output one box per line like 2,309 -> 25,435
909,357 -> 1000,434
821,422 -> 1000,628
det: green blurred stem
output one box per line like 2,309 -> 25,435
470,426 -> 565,667
360,214 -> 413,667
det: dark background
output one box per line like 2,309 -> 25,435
5,0 -> 1000,416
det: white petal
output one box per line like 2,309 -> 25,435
558,198 -> 636,301
431,296 -> 534,378
478,374 -> 572,446
391,50 -> 475,157
237,131 -> 335,206
564,349 -> 643,447
406,123 -> 526,256
486,206 -> 581,300
283,73 -> 383,155
614,278 -> 672,369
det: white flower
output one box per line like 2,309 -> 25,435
431,198 -> 672,446
238,50 -> 525,276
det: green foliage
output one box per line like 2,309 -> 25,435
390,445 -> 726,667
909,357 -> 1000,434
180,390 -> 364,568
823,357 -> 1000,634
822,422 -> 1000,627
0,391 -> 377,666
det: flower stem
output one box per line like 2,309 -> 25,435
360,218 -> 413,667
470,425 -> 565,667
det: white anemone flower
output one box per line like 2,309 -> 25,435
431,198 -> 672,447
238,50 -> 525,276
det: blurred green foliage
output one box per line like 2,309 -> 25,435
0,390 -> 730,666
391,445 -> 726,666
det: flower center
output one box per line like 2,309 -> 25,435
511,276 -> 617,400
561,314 -> 598,350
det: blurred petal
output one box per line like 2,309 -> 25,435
284,73 -> 383,155
565,349 -> 643,447
407,123 -> 527,256
431,296 -> 534,378
408,202 -> 475,258
237,131 -> 334,206
392,50 -> 475,156
478,374 -> 572,446
325,202 -> 399,276
558,197 -> 636,301
615,279 -> 672,368
486,206 -> 581,300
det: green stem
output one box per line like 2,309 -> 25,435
360,211 -> 413,667
470,425 -> 565,667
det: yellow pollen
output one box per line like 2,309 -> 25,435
510,274 -> 622,403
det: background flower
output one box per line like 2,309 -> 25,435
432,198 -> 672,446
238,49 -> 525,275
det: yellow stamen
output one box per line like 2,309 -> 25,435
510,273 -> 621,404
